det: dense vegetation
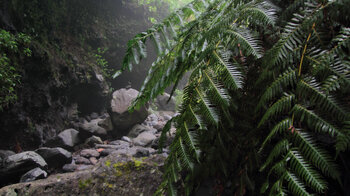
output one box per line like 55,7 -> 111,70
117,0 -> 350,195
0,29 -> 31,110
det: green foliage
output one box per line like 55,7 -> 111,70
174,89 -> 184,111
94,47 -> 113,78
116,0 -> 350,195
0,29 -> 31,111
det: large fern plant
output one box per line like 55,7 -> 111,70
114,0 -> 350,195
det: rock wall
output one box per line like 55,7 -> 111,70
0,0 -> 167,150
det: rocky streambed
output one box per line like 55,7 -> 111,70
0,88 -> 176,195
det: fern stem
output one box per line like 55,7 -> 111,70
298,23 -> 315,76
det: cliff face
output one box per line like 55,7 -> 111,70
0,0 -> 166,150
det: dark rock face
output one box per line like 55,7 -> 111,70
0,154 -> 165,196
0,151 -> 47,186
35,147 -> 72,169
0,0 -> 163,151
20,167 -> 48,183
109,88 -> 148,138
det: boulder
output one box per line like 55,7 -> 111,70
90,112 -> 99,119
133,131 -> 157,147
0,150 -> 15,167
35,147 -> 72,169
109,88 -> 148,137
62,164 -> 78,172
109,140 -> 130,148
20,167 -> 47,183
0,154 -> 165,195
154,93 -> 176,111
121,136 -> 132,143
0,151 -> 47,185
74,156 -> 91,165
78,119 -> 108,139
45,129 -> 80,150
80,149 -> 100,158
84,136 -> 103,147
97,114 -> 113,131
134,148 -> 150,158
153,121 -> 166,131
127,124 -> 153,138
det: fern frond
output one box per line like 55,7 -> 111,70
227,26 -> 263,58
213,50 -> 243,90
288,150 -> 327,193
260,139 -> 289,172
294,132 -> 340,180
283,171 -> 311,196
297,79 -> 347,121
291,104 -> 340,137
202,69 -> 230,107
258,94 -> 295,127
256,68 -> 297,112
195,87 -> 219,126
260,118 -> 293,152
181,122 -> 200,162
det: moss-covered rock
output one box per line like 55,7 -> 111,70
0,153 -> 165,196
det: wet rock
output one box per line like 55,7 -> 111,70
79,119 -> 108,139
76,164 -> 93,171
62,164 -> 78,172
153,121 -> 166,131
97,114 -> 113,131
127,124 -> 152,138
133,131 -> 157,147
35,147 -> 72,169
0,151 -> 47,185
148,113 -> 158,122
100,149 -> 116,157
95,144 -> 121,150
109,88 -> 148,138
0,154 -> 165,195
121,136 -> 132,143
90,112 -> 99,119
84,136 -> 103,147
89,157 -> 98,165
20,167 -> 47,183
134,148 -> 150,158
45,129 -> 80,151
163,114 -> 172,121
0,150 -> 15,167
74,156 -> 91,165
109,140 -> 130,148
80,149 -> 100,158
154,93 -> 176,111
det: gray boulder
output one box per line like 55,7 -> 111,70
45,129 -> 80,150
80,149 -> 100,158
35,147 -> 72,169
79,119 -> 108,139
133,131 -> 157,147
109,88 -> 148,138
97,114 -> 113,131
0,151 -> 47,185
154,93 -> 176,111
20,167 -> 47,183
84,136 -> 103,147
0,150 -> 15,167
127,124 -> 152,138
